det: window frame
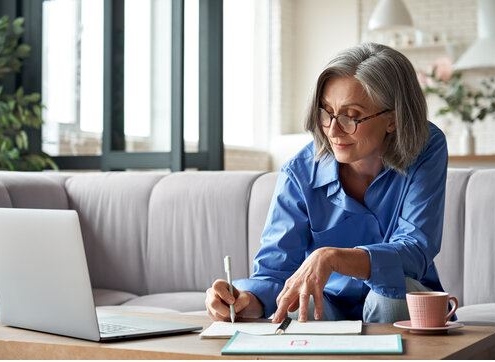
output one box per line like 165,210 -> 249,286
2,0 -> 224,171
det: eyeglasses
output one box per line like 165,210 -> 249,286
319,108 -> 392,135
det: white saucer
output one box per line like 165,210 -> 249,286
393,320 -> 464,335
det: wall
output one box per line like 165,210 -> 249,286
269,0 -> 359,170
284,0 -> 359,134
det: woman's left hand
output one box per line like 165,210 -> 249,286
272,247 -> 336,323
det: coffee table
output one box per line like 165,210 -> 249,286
0,310 -> 494,359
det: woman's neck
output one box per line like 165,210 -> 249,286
339,158 -> 384,204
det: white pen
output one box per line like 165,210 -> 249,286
223,255 -> 236,323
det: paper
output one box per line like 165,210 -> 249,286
221,331 -> 403,355
200,320 -> 362,339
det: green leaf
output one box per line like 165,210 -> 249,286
20,129 -> 28,148
33,104 -> 42,118
7,99 -> 15,111
8,113 -> 21,128
23,92 -> 41,103
2,137 -> 12,150
15,133 -> 23,149
7,147 -> 19,159
16,43 -> 31,58
15,87 -> 24,99
11,17 -> 25,36
45,157 -> 59,170
0,158 -> 15,171
0,16 -> 9,29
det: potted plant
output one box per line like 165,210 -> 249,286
0,15 -> 57,171
420,57 -> 495,154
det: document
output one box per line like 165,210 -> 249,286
200,319 -> 362,339
221,331 -> 403,355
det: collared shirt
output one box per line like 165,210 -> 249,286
234,122 -> 448,318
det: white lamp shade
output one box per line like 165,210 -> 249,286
455,38 -> 495,70
368,0 -> 413,31
454,0 -> 495,70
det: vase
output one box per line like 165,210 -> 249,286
459,123 -> 475,155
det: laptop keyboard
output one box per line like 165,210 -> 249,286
99,322 -> 147,335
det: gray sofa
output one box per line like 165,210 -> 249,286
0,169 -> 493,323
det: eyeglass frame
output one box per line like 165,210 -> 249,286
319,108 -> 393,135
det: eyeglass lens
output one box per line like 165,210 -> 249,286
319,109 -> 355,134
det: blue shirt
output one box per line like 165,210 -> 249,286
234,122 -> 448,318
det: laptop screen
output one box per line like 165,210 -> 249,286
0,208 -> 201,341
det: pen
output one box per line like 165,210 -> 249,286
275,316 -> 292,335
223,255 -> 236,323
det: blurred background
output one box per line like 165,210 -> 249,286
1,0 -> 494,172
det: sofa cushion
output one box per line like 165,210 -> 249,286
248,172 -> 278,274
65,172 -> 167,296
463,170 -> 495,306
122,292 -> 207,313
92,288 -> 138,306
0,181 -> 11,207
96,305 -> 180,315
146,171 -> 264,294
456,303 -> 495,323
0,171 -> 69,209
434,168 -> 472,306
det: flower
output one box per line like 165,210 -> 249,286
419,58 -> 495,123
432,57 -> 454,82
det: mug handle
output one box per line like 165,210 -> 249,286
444,296 -> 458,323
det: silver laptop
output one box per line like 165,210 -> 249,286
0,207 -> 202,342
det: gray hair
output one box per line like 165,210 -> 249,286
304,42 -> 429,173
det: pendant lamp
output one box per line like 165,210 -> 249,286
454,0 -> 495,70
368,0 -> 413,31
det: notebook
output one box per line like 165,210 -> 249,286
0,207 -> 202,342
221,331 -> 403,355
200,319 -> 362,338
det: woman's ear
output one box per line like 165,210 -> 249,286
386,113 -> 396,133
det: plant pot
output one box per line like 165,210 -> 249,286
459,123 -> 475,155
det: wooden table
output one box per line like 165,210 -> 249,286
1,311 -> 494,359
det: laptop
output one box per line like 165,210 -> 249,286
0,207 -> 202,342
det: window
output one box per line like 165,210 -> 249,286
223,0 -> 271,148
36,0 -> 224,170
42,0 -> 104,156
42,0 -> 172,156
8,0 -> 275,170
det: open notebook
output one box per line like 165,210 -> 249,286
200,320 -> 362,338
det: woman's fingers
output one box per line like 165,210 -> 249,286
205,279 -> 237,321
212,279 -> 235,304
205,287 -> 230,321
273,285 -> 296,322
312,291 -> 324,320
206,279 -> 262,321
297,292 -> 310,322
273,248 -> 335,322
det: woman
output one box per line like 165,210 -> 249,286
206,42 -> 448,324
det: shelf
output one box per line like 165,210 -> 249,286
448,155 -> 495,168
448,155 -> 495,162
395,44 -> 450,52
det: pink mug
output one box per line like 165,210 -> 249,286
406,291 -> 458,328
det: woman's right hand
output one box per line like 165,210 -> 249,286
205,279 -> 264,321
